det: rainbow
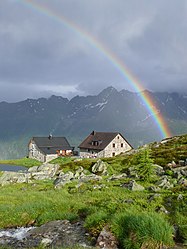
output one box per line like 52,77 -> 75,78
18,0 -> 171,138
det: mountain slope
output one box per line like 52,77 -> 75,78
0,86 -> 186,159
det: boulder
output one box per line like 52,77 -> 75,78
79,174 -> 102,183
153,164 -> 164,176
122,180 -> 145,191
0,172 -> 32,186
54,172 -> 74,188
108,173 -> 127,181
96,225 -> 119,249
156,176 -> 173,189
92,160 -> 108,175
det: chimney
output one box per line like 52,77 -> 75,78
91,131 -> 96,136
48,134 -> 53,140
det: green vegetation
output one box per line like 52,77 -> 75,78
112,212 -> 174,249
0,134 -> 187,248
0,157 -> 41,167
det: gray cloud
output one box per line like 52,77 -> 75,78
0,0 -> 186,102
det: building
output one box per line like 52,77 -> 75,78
78,131 -> 133,158
28,135 -> 73,162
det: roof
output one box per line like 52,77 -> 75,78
79,131 -> 132,150
30,136 -> 72,155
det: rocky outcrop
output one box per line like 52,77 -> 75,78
0,172 -> 32,186
0,163 -> 60,186
0,220 -> 93,248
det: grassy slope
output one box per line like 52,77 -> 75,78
0,134 -> 186,248
0,157 -> 42,167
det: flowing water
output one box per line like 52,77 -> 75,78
0,227 -> 34,240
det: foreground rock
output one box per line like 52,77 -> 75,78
0,220 -> 93,248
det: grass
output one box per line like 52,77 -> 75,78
112,212 -> 174,249
0,134 -> 187,247
0,157 -> 41,167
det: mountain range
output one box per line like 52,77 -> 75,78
0,86 -> 187,159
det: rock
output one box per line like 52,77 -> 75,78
127,166 -> 139,178
148,194 -> 160,202
0,220 -> 93,248
122,180 -> 145,191
96,226 -> 119,249
54,172 -> 74,188
74,166 -> 84,179
153,164 -> 164,176
37,163 -> 60,177
0,163 -> 61,186
156,206 -> 169,214
177,194 -> 183,201
156,176 -> 173,189
167,161 -> 177,168
147,186 -> 161,192
108,173 -> 127,181
178,178 -> 187,186
92,160 -> 108,175
0,172 -> 32,186
79,174 -> 102,183
27,166 -> 39,172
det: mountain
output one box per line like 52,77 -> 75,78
0,86 -> 187,159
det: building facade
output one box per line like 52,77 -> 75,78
28,136 -> 73,162
79,131 -> 133,158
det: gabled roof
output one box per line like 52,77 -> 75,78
30,136 -> 72,155
78,131 -> 132,150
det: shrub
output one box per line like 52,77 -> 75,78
112,212 -> 174,249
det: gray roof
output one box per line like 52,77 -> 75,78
78,131 -> 132,150
31,136 -> 72,155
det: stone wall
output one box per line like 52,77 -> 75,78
45,154 -> 58,162
28,141 -> 45,162
103,134 -> 132,157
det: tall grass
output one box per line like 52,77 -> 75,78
112,212 -> 174,249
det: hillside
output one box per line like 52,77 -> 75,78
0,86 -> 187,159
0,134 -> 187,248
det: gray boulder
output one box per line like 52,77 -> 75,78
122,180 -> 145,191
0,172 -> 32,186
54,172 -> 74,188
153,164 -> 164,176
156,176 -> 173,189
92,159 -> 108,175
108,173 -> 127,181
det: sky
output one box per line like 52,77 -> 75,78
0,0 -> 187,102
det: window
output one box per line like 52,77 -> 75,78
121,143 -> 123,148
112,152 -> 115,157
117,136 -> 120,139
92,141 -> 99,146
113,143 -> 115,148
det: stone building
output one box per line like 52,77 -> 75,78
79,131 -> 133,158
28,135 -> 73,162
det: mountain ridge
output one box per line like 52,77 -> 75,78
0,86 -> 186,159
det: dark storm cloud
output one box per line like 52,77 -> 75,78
0,0 -> 186,102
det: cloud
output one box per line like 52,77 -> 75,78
0,0 -> 186,102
